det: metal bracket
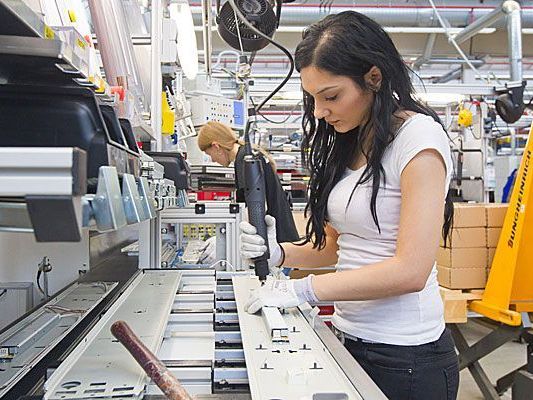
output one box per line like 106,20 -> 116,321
89,167 -> 127,231
137,177 -> 156,219
122,173 -> 146,224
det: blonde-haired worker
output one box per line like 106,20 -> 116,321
197,121 -> 299,266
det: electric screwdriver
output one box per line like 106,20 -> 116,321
242,120 -> 270,283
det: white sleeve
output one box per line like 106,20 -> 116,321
393,116 -> 453,182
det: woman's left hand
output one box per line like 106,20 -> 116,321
244,275 -> 318,314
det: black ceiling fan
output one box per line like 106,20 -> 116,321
216,0 -> 282,52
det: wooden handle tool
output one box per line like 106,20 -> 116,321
111,320 -> 193,400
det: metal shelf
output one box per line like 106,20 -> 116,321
132,120 -> 157,141
0,0 -> 49,37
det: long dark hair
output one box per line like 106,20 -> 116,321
295,11 -> 453,249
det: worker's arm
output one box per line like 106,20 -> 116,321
312,148 -> 446,300
240,216 -> 339,270
281,224 -> 340,268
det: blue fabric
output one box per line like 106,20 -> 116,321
502,169 -> 517,203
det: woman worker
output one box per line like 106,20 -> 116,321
239,11 -> 459,400
196,121 -> 299,266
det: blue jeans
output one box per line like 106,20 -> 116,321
344,328 -> 459,400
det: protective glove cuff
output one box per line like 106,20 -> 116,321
293,275 -> 319,304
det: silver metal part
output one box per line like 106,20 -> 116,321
122,173 -> 146,224
161,202 -> 243,270
44,270 -> 181,400
261,307 -> 289,343
452,3 -> 508,45
507,2 -> 523,82
0,282 -> 117,398
0,148 -> 79,197
137,177 -> 156,220
232,275 -> 384,399
90,166 -> 127,232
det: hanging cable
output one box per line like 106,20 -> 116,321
427,0 -> 490,83
250,96 -> 302,124
227,0 -> 294,113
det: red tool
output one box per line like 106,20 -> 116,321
110,320 -> 193,400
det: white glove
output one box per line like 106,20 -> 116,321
244,276 -> 319,314
197,236 -> 216,264
240,215 -> 283,276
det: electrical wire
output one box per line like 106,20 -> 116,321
44,304 -> 86,316
249,96 -> 302,124
427,0 -> 490,83
227,0 -> 294,113
36,269 -> 44,297
209,259 -> 237,272
0,289 -> 7,299
233,7 -> 245,53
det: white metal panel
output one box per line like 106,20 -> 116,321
232,275 -> 364,400
44,271 -> 181,400
0,148 -> 75,196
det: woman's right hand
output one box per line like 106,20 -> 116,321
239,215 -> 283,276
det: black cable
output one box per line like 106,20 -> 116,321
36,269 -> 44,296
227,0 -> 294,113
0,289 -> 7,298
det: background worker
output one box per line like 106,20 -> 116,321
197,121 -> 299,265
239,11 -> 459,400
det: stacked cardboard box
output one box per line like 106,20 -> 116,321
437,203 -> 509,289
437,204 -> 488,289
485,204 -> 508,273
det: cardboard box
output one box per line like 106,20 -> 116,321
486,227 -> 502,248
488,247 -> 496,268
437,265 -> 487,289
453,203 -> 486,227
485,204 -> 508,227
440,227 -> 486,248
437,247 -> 487,268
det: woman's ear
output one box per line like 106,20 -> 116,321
364,66 -> 382,92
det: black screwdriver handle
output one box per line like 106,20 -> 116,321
244,155 -> 270,281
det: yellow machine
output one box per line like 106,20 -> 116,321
469,122 -> 533,326
448,122 -> 533,400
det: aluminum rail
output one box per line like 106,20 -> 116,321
44,271 -> 181,400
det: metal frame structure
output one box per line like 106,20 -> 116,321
40,269 -> 385,399
449,317 -> 533,400
44,271 -> 181,400
0,281 -> 117,398
160,202 -> 244,271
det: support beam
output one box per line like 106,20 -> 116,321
433,67 -> 462,84
507,3 -> 523,82
201,0 -> 213,76
428,58 -> 485,66
452,1 -> 509,45
413,33 -> 437,70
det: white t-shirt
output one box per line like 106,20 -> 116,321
327,113 -> 452,345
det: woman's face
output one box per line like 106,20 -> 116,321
205,144 -> 231,166
300,66 -> 374,133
